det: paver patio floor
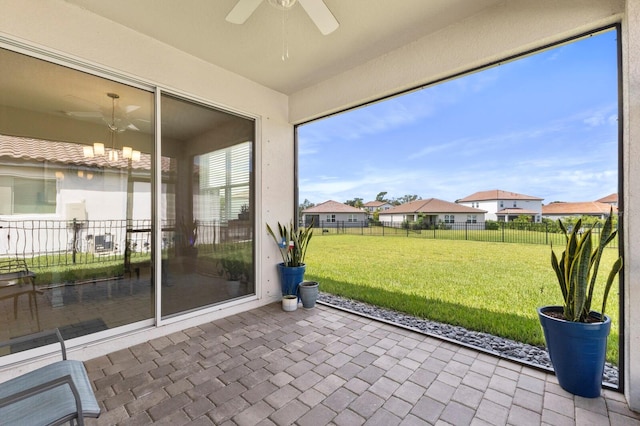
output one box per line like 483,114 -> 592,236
84,303 -> 640,425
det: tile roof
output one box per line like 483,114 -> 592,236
381,198 -> 486,214
497,208 -> 539,215
542,201 -> 618,215
458,189 -> 543,202
302,200 -> 366,214
363,200 -> 387,207
0,134 -> 166,172
595,193 -> 618,203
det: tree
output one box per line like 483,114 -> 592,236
375,191 -> 388,202
299,199 -> 315,211
298,199 -> 315,221
397,194 -> 420,204
513,215 -> 532,223
345,197 -> 364,208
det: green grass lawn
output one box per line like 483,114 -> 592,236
304,235 -> 620,364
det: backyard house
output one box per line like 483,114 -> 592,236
379,198 -> 486,227
457,189 -> 543,222
363,200 -> 394,214
302,199 -> 368,228
542,201 -> 619,220
2,0 -> 640,413
597,192 -> 619,207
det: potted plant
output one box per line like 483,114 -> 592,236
299,280 -> 319,309
538,208 -> 622,397
218,248 -> 249,296
282,294 -> 298,312
266,220 -> 314,300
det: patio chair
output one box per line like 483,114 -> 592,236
0,328 -> 100,425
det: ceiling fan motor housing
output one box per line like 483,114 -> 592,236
268,0 -> 297,10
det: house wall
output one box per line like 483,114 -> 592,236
459,201 -> 500,220
0,164 -> 151,256
308,212 -> 367,227
0,0 -> 292,378
379,214 -> 409,225
460,200 -> 542,221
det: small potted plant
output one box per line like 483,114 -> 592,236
282,294 -> 298,312
538,208 -> 622,397
299,280 -> 319,309
266,220 -> 313,302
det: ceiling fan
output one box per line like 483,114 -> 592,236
64,92 -> 145,132
226,0 -> 339,35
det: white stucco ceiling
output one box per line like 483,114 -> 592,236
62,0 -> 503,96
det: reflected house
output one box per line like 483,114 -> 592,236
0,135 -> 153,256
1,0 -> 640,413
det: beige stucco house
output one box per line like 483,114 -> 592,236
380,198 -> 486,227
302,200 -> 368,228
542,201 -> 619,220
1,0 -> 640,411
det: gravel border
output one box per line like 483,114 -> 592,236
317,292 -> 619,387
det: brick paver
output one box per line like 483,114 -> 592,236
83,303 -> 640,425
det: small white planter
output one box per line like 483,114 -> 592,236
282,295 -> 298,312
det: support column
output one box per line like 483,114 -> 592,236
623,0 -> 640,411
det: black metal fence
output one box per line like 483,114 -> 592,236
1,217 -> 616,269
312,220 -> 619,249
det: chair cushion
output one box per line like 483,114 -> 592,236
0,360 -> 100,425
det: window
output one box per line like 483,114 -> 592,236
499,201 -> 504,208
444,215 -> 454,223
0,177 -> 56,214
467,215 -> 477,223
326,214 -> 336,223
513,201 -> 517,207
201,142 -> 251,222
348,214 -> 357,222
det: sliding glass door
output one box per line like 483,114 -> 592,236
0,47 -> 154,347
0,45 -> 256,353
160,94 -> 255,318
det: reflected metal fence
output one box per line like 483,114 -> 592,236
0,218 -> 251,269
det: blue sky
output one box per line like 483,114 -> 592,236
298,29 -> 619,205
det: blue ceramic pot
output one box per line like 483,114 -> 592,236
277,263 -> 306,297
538,306 -> 610,398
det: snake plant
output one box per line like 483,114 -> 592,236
550,208 -> 622,322
266,220 -> 314,267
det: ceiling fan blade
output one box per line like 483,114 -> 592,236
124,104 -> 141,114
226,0 -> 263,24
65,111 -> 104,118
298,0 -> 338,35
